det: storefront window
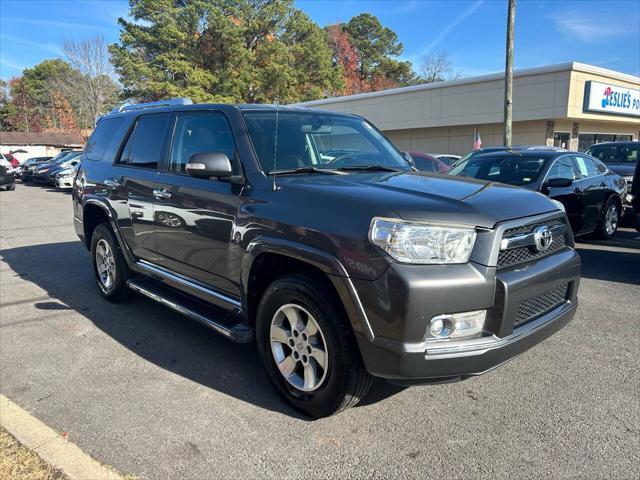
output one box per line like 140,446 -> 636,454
578,134 -> 633,152
553,132 -> 570,149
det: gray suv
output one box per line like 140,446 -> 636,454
73,98 -> 581,418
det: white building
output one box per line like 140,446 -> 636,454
0,132 -> 84,162
298,62 -> 640,155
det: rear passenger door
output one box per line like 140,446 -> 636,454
153,111 -> 241,296
572,155 -> 607,233
545,155 -> 582,232
110,114 -> 171,261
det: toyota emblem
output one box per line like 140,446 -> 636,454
533,226 -> 553,252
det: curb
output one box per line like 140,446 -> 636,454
0,394 -> 125,480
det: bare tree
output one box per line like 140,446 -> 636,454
63,36 -> 119,124
419,50 -> 458,83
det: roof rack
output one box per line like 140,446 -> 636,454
110,97 -> 193,114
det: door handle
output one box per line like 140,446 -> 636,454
153,188 -> 172,200
103,178 -> 121,189
573,187 -> 583,193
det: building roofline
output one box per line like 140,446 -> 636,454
295,62 -> 640,107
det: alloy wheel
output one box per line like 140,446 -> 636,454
270,303 -> 329,392
95,239 -> 116,290
605,204 -> 618,235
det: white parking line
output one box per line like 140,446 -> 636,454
0,395 -> 124,480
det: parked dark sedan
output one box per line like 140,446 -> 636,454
15,156 -> 52,179
32,151 -> 82,185
23,152 -> 73,182
448,149 -> 627,238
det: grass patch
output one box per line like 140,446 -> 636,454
0,427 -> 68,480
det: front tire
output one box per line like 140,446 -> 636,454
5,183 -> 15,191
90,223 -> 130,302
595,198 -> 620,240
256,274 -> 372,418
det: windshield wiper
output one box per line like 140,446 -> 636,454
337,165 -> 404,172
269,166 -> 346,175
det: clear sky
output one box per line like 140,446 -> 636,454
1,0 -> 639,81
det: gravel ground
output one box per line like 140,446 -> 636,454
1,183 -> 638,479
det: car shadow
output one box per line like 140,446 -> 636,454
574,229 -> 640,285
1,241 -> 403,420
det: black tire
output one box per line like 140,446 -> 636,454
6,183 -> 15,190
256,274 -> 372,418
595,197 -> 620,240
90,222 -> 131,302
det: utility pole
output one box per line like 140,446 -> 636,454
503,0 -> 516,147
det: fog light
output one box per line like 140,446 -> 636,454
429,316 -> 451,338
427,310 -> 486,340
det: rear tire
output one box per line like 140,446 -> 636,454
90,223 -> 131,302
595,197 -> 620,240
6,183 -> 15,191
256,274 -> 372,418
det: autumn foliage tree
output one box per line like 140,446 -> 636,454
325,24 -> 361,95
44,91 -> 80,133
325,14 -> 416,95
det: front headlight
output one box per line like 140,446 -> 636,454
369,218 -> 477,264
40,168 -> 49,173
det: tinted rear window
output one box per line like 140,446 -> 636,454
122,115 -> 170,169
85,117 -> 125,161
448,155 -> 548,185
586,144 -> 638,164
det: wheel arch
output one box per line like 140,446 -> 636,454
241,239 -> 375,342
81,199 -> 131,263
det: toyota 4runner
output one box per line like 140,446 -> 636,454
73,98 -> 581,418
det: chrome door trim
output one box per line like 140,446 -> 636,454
136,259 -> 242,308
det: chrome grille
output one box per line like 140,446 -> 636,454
515,283 -> 569,327
498,217 -> 569,269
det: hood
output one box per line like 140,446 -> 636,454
36,162 -> 56,171
277,171 -> 559,229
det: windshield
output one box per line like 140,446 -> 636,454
585,143 -> 638,164
242,111 -> 409,174
448,154 -> 548,186
54,152 -> 80,164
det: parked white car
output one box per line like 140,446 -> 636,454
54,167 -> 78,190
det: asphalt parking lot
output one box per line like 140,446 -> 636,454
1,183 -> 639,479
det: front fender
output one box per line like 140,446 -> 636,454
241,236 -> 375,341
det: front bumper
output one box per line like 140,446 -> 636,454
32,173 -> 52,184
56,176 -> 74,189
352,246 -> 581,383
0,173 -> 15,187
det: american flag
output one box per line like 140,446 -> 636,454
473,129 -> 482,150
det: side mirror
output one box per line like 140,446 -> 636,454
186,152 -> 232,179
547,178 -> 573,188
